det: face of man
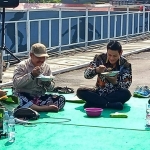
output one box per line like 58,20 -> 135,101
107,49 -> 122,65
30,53 -> 46,67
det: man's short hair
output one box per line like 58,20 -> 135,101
107,41 -> 122,53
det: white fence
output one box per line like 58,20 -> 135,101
0,4 -> 150,57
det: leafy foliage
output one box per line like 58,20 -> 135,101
28,0 -> 61,3
27,0 -> 108,3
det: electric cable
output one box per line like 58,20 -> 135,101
16,117 -> 150,132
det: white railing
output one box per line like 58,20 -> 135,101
0,4 -> 150,58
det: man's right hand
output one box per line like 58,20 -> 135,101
95,65 -> 106,74
30,104 -> 59,112
31,66 -> 41,77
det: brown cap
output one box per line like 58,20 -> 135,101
31,43 -> 49,57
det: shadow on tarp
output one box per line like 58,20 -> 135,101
75,103 -> 131,118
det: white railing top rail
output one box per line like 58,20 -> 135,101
2,4 -> 150,12
0,4 -> 149,56
1,11 -> 148,25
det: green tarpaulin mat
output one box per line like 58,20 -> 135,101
2,88 -> 85,103
0,97 -> 150,150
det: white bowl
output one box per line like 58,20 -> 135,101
101,71 -> 119,77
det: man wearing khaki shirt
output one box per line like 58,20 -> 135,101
13,43 -> 65,112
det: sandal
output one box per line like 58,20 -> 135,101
53,86 -> 74,94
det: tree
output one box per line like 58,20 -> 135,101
28,0 -> 61,2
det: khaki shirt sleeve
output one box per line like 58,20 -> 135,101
13,63 -> 33,89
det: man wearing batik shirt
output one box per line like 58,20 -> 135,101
13,43 -> 65,112
77,41 -> 132,110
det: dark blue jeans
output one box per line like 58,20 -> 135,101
76,88 -> 131,108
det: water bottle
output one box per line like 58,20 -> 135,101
8,115 -> 15,142
3,110 -> 9,134
146,104 -> 150,127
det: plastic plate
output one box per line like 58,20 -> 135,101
101,71 -> 119,77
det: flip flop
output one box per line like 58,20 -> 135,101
53,86 -> 74,94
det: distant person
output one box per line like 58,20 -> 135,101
77,41 -> 132,110
13,43 -> 65,112
139,4 -> 149,20
139,2 -> 150,12
62,17 -> 101,48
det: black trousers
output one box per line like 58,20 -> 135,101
77,87 -> 131,108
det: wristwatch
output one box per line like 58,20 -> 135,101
30,72 -> 35,80
94,68 -> 97,74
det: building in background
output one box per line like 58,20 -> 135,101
61,0 -> 96,3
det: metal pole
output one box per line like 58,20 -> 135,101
0,8 -> 5,83
0,8 -> 21,83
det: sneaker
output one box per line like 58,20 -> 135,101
133,86 -> 142,97
138,86 -> 150,98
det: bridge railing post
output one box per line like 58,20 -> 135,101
126,6 -> 129,43
107,6 -> 110,42
59,8 -> 62,55
85,6 -> 88,50
26,9 -> 30,52
142,5 -> 145,39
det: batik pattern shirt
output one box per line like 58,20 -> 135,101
84,53 -> 132,96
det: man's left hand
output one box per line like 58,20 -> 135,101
105,74 -> 118,85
